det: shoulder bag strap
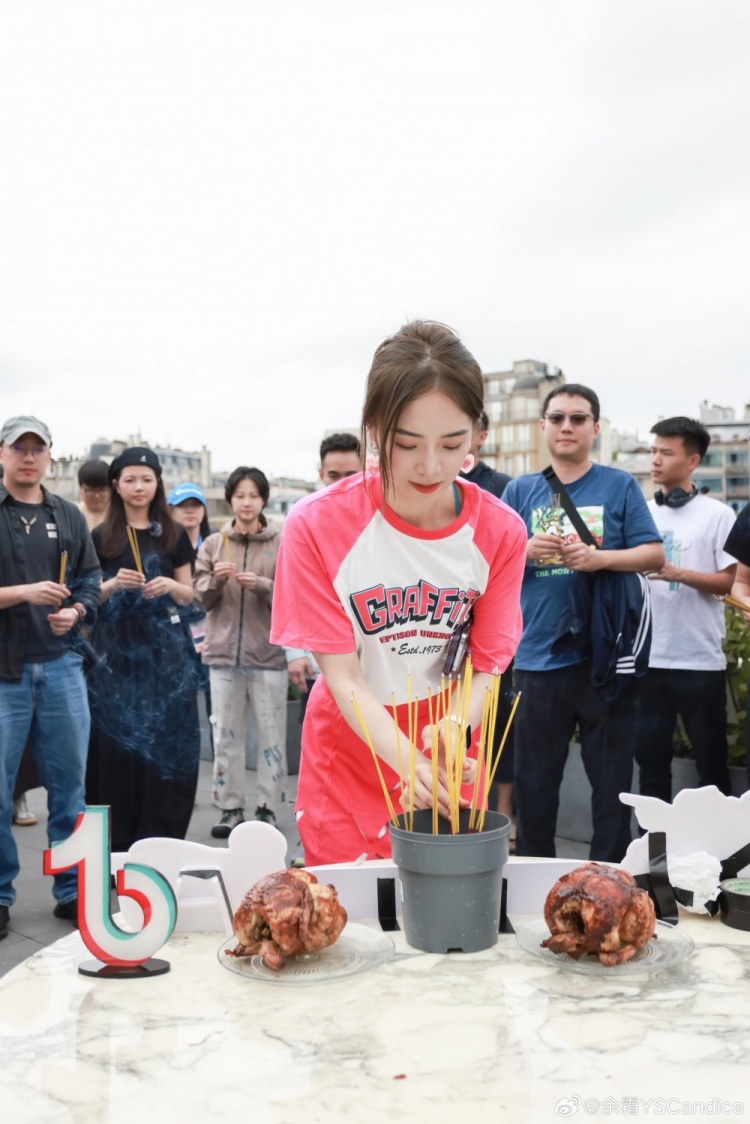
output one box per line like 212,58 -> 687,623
541,466 -> 598,549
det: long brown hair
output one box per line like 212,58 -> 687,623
361,320 -> 484,497
99,471 -> 181,560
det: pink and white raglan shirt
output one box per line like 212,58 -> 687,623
271,472 -> 527,864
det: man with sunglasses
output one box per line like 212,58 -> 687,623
503,385 -> 664,862
0,416 -> 101,940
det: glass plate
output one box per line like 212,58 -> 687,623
516,918 -> 694,976
218,922 -> 395,985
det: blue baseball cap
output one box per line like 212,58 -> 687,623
168,482 -> 206,506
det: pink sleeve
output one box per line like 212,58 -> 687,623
270,501 -> 357,654
468,498 -> 527,674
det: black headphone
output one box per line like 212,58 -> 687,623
653,485 -> 708,508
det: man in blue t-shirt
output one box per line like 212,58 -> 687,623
503,385 -> 664,861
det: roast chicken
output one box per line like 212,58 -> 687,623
541,862 -> 656,966
229,869 -> 348,970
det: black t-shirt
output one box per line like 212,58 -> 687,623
92,524 -> 195,581
7,497 -> 65,662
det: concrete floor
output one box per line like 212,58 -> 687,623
0,762 -> 588,979
0,760 -> 302,978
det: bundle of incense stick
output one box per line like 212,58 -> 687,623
126,526 -> 143,573
222,529 -> 233,561
353,659 -> 521,835
57,550 -> 68,608
716,593 -> 750,616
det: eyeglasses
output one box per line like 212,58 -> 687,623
81,484 -> 109,493
9,443 -> 48,457
543,412 -> 594,426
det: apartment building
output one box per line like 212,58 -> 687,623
481,359 -> 611,475
693,402 -> 750,513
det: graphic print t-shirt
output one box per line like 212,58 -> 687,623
647,494 -> 736,670
503,462 -> 660,671
270,473 -> 528,705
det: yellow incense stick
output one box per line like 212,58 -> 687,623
427,685 -> 439,835
126,526 -> 143,573
478,690 -> 522,832
469,686 -> 492,830
717,593 -> 750,616
483,675 -> 501,799
56,549 -> 69,610
409,695 -> 418,832
390,693 -> 406,816
222,530 -> 232,562
351,692 -> 399,827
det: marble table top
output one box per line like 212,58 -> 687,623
0,912 -> 748,1123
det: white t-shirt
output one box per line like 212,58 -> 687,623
647,494 -> 736,670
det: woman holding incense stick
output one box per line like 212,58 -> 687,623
194,466 -> 288,839
85,447 -> 200,851
271,320 -> 528,866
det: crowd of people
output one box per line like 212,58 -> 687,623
2,319 -> 749,941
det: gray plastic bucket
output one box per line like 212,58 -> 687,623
390,808 -> 510,953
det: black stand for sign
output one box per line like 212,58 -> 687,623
78,958 -> 171,979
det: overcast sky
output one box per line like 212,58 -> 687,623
1,1 -> 748,480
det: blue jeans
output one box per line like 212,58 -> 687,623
0,652 -> 90,907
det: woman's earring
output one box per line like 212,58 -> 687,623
462,454 -> 475,473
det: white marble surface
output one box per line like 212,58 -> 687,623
0,912 -> 749,1123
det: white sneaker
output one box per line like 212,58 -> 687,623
13,795 -> 37,826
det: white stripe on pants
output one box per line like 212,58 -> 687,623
209,666 -> 288,813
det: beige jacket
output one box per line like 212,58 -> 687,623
193,524 -> 286,670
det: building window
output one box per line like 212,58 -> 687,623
694,475 -> 723,494
515,424 -> 531,451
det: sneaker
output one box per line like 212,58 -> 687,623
254,804 -> 276,824
211,809 -> 244,839
13,795 -> 37,826
53,898 -> 79,927
0,905 -> 8,940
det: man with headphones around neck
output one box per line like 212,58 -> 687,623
635,416 -> 736,802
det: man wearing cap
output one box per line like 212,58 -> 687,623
0,416 -> 101,939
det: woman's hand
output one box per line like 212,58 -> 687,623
113,568 -> 145,591
235,570 -> 258,590
142,575 -> 175,599
402,754 -> 473,818
421,719 -> 477,786
213,561 -> 235,583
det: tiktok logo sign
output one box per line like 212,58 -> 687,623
44,806 -> 177,978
